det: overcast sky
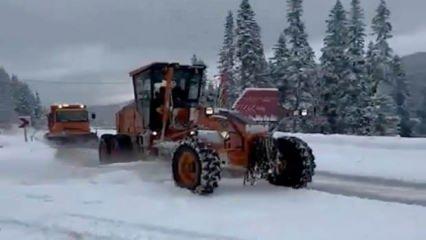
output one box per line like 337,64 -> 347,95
0,0 -> 425,106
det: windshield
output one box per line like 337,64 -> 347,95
150,67 -> 203,105
173,68 -> 202,102
56,110 -> 89,122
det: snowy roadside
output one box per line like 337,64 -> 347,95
0,178 -> 425,240
0,131 -> 425,239
275,132 -> 426,183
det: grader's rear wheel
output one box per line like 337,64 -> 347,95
99,134 -> 116,164
268,136 -> 316,189
99,134 -> 134,164
172,138 -> 222,195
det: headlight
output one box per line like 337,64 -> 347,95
205,107 -> 214,116
80,104 -> 85,108
152,131 -> 158,136
62,104 -> 69,107
189,130 -> 198,136
293,110 -> 299,116
301,109 -> 308,116
220,131 -> 230,140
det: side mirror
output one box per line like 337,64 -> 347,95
91,113 -> 96,120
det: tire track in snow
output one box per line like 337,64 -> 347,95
311,171 -> 426,207
0,219 -> 129,240
66,213 -> 244,240
316,171 -> 426,189
0,215 -> 245,240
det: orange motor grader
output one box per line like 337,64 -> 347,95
99,62 -> 315,195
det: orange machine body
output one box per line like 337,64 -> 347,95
115,63 -> 268,168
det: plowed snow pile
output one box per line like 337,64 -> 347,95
275,132 -> 426,182
0,130 -> 425,240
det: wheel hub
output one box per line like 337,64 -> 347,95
178,151 -> 198,187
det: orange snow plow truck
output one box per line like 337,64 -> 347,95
99,62 -> 316,195
45,104 -> 98,146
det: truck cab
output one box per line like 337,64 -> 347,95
46,104 -> 97,144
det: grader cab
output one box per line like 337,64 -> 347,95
99,62 -> 316,195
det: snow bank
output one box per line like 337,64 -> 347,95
275,132 -> 426,183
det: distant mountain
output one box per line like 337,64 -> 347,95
402,52 -> 426,114
88,101 -> 131,128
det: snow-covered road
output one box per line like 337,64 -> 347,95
313,171 -> 426,206
0,130 -> 425,240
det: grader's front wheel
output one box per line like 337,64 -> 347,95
172,138 -> 222,195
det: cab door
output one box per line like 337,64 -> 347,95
133,71 -> 151,130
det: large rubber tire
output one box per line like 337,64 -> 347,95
115,134 -> 133,151
172,138 -> 222,195
268,136 -> 316,189
115,134 -> 135,162
99,134 -> 116,164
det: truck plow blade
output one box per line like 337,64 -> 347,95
45,133 -> 99,149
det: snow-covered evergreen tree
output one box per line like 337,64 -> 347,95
33,92 -> 43,127
11,75 -> 37,121
0,67 -> 15,125
270,33 -> 290,103
348,0 -> 365,59
369,0 -> 399,135
218,11 -> 236,108
415,88 -> 426,136
361,42 -> 380,135
282,0 -> 317,132
235,0 -> 268,90
320,0 -> 353,133
365,41 -> 376,92
346,0 -> 375,135
391,55 -> 411,137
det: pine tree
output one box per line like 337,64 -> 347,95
348,0 -> 365,58
372,0 -> 393,68
370,0 -> 399,135
235,0 -> 268,90
320,0 -> 353,133
347,0 -> 375,135
283,0 -> 317,132
363,42 -> 380,135
284,0 -> 315,67
391,55 -> 411,137
365,41 -> 376,94
218,11 -> 236,108
0,67 -> 15,125
270,33 -> 290,103
11,75 -> 38,120
416,88 -> 426,136
33,91 -> 43,127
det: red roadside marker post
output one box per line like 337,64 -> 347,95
18,116 -> 31,142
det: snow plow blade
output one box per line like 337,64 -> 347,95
45,133 -> 99,148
